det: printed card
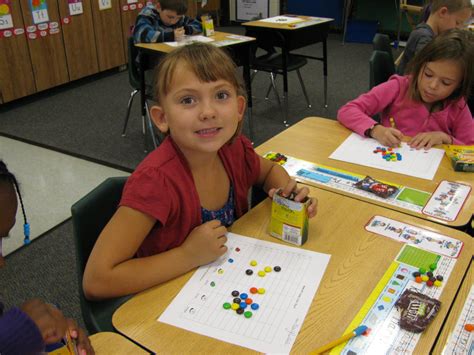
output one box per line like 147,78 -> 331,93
366,215 -> 463,258
98,0 -> 111,10
422,180 -> 471,222
0,0 -> 14,30
68,0 -> 83,16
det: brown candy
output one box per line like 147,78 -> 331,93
395,290 -> 441,333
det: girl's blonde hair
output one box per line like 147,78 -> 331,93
406,28 -> 474,105
431,0 -> 472,13
154,43 -> 247,140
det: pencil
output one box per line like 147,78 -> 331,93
310,325 -> 368,354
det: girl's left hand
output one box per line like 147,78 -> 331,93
408,131 -> 452,150
268,179 -> 318,218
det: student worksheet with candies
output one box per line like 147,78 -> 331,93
329,133 -> 445,180
158,233 -> 331,353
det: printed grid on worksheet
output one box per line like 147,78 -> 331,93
175,237 -> 313,344
447,284 -> 474,353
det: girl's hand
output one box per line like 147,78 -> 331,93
181,220 -> 228,267
67,318 -> 95,355
370,125 -> 403,147
268,179 -> 318,218
408,132 -> 452,150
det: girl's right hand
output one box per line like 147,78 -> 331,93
181,220 -> 228,267
371,125 -> 403,147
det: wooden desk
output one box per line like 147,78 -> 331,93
113,187 -> 472,353
432,259 -> 473,354
89,332 -> 149,354
255,116 -> 474,228
135,32 -> 256,140
242,16 -> 333,123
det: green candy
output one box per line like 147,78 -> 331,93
223,302 -> 231,310
244,311 -> 252,318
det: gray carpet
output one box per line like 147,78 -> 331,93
0,28 -> 381,332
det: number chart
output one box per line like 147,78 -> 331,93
159,233 -> 331,353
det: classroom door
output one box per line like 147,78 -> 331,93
119,0 -> 146,62
91,0 -> 125,71
19,0 -> 69,92
0,0 -> 36,103
57,0 -> 99,81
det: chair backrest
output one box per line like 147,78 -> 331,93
128,37 -> 141,90
369,50 -> 396,89
372,33 -> 394,63
71,176 -> 131,334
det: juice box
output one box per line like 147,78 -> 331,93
269,189 -> 310,246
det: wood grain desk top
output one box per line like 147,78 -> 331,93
432,259 -> 473,354
113,187 -> 472,353
89,332 -> 149,354
135,31 -> 255,54
242,15 -> 333,30
254,116 -> 474,227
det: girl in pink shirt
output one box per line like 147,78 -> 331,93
338,29 -> 474,149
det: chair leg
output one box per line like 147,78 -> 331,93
145,101 -> 158,151
269,73 -> 287,125
122,89 -> 139,137
264,74 -> 274,100
296,69 -> 311,108
250,70 -> 258,84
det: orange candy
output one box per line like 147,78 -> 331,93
465,324 -> 474,332
415,276 -> 423,283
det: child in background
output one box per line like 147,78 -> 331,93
397,0 -> 471,74
83,43 -> 318,300
338,29 -> 474,149
0,161 -> 93,355
133,0 -> 202,43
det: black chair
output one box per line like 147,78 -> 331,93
372,33 -> 395,64
71,176 -> 132,334
122,37 -> 159,151
246,29 -> 311,125
369,50 -> 396,89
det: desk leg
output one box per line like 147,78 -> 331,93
243,44 -> 254,140
282,47 -> 289,127
323,38 -> 328,108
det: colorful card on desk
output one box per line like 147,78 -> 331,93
366,216 -> 463,258
159,232 -> 330,354
329,133 -> 444,180
332,245 -> 456,354
422,181 -> 471,222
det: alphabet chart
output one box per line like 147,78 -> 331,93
159,233 -> 331,353
329,133 -> 444,180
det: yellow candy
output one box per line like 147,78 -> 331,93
264,266 -> 272,273
258,271 -> 266,277
250,260 -> 257,266
421,275 -> 429,282
258,288 -> 265,294
231,303 -> 239,310
434,280 -> 442,287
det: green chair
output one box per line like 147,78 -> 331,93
372,33 -> 395,64
71,176 -> 132,334
369,50 -> 395,89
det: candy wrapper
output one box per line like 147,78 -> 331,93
395,290 -> 441,333
354,176 -> 398,199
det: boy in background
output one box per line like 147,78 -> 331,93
133,0 -> 202,43
397,0 -> 471,74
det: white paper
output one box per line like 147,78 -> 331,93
159,233 -> 331,353
69,2 -> 83,16
0,14 -> 14,30
259,15 -> 304,24
98,0 -> 112,10
329,133 -> 444,180
166,35 -> 214,47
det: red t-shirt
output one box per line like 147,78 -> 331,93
120,135 -> 261,257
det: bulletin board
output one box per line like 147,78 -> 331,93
236,0 -> 269,21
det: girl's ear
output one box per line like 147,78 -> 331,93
236,95 -> 246,122
150,105 -> 169,133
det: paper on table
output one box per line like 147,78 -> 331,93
166,35 -> 215,47
159,233 -> 330,354
329,133 -> 444,180
259,15 -> 305,24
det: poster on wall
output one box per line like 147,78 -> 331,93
98,0 -> 112,10
0,0 -> 14,30
236,0 -> 269,21
29,0 -> 49,24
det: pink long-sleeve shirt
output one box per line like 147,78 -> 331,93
337,75 -> 474,145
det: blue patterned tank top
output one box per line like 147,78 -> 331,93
201,185 -> 235,227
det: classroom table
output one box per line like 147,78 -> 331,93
135,32 -> 256,139
112,186 -> 472,353
89,331 -> 150,354
254,116 -> 474,229
242,15 -> 333,124
432,259 -> 474,354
